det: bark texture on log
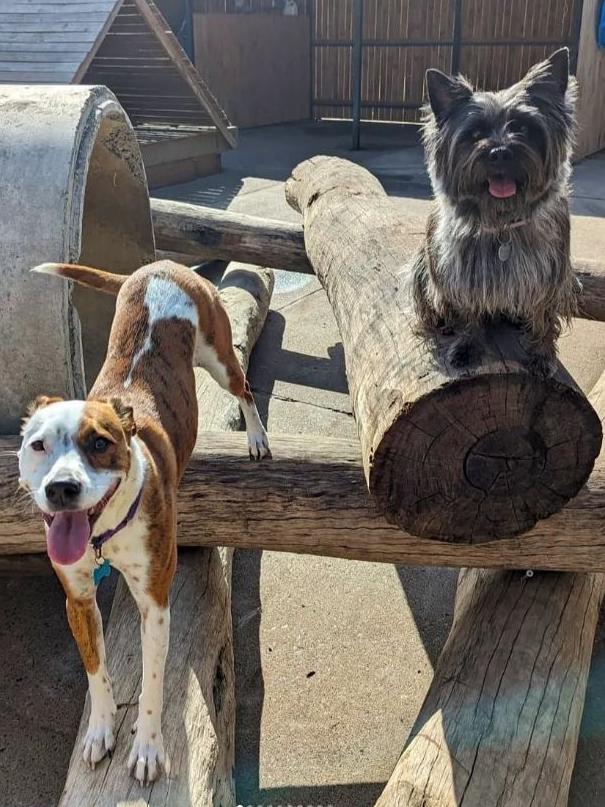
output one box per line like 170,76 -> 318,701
374,569 -> 604,807
58,265 -> 273,807
4,432 -> 605,573
151,197 -> 313,274
285,156 -> 602,541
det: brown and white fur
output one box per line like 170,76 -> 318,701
18,260 -> 270,784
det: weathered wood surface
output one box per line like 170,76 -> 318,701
151,197 -> 313,273
285,156 -> 602,542
375,368 -> 605,807
58,264 -> 273,806
375,568 -> 605,807
4,432 -> 605,573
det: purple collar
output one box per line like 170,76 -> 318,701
91,486 -> 144,557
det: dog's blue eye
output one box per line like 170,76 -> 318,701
93,437 -> 109,453
31,440 -> 45,452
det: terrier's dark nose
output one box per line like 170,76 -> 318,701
488,146 -> 513,164
45,480 -> 81,509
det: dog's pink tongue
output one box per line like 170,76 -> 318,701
46,511 -> 91,565
489,177 -> 517,199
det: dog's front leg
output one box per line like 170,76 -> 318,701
127,589 -> 170,785
64,591 -> 117,768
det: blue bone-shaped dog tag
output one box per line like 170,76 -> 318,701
93,559 -> 112,586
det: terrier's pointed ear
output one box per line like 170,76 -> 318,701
525,48 -> 569,99
425,69 -> 472,122
26,395 -> 63,416
110,397 -> 136,437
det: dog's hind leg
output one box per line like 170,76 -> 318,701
64,588 -> 117,768
195,314 -> 271,461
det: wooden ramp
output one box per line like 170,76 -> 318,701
0,0 -> 236,185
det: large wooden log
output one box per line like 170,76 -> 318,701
151,197 -> 313,273
285,156 -> 602,541
374,369 -> 605,807
4,432 -> 605,573
58,264 -> 273,807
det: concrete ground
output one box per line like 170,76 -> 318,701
2,121 -> 605,807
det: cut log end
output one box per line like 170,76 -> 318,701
371,372 -> 603,541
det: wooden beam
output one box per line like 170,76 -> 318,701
151,197 -> 313,274
285,156 -> 602,541
58,263 -> 273,806
4,431 -> 605,573
374,367 -> 605,807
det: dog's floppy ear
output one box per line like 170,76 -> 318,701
524,47 -> 569,100
425,69 -> 472,122
110,397 -> 137,438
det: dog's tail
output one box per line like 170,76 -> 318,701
32,263 -> 127,296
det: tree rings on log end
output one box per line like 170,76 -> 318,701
370,374 -> 603,542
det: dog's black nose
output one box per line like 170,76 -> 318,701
488,146 -> 513,164
45,480 -> 82,508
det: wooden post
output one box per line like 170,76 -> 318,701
4,433 -> 605,573
285,156 -> 602,541
373,369 -> 605,807
58,264 -> 273,806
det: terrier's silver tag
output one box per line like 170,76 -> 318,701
498,241 -> 512,262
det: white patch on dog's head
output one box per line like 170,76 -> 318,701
19,398 -> 133,565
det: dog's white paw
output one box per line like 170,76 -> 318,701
128,729 -> 165,785
82,713 -> 116,768
248,428 -> 271,461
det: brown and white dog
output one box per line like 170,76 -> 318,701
18,260 -> 270,784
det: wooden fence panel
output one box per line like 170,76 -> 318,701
310,0 -> 583,124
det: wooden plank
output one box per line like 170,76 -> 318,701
0,70 -> 75,80
0,21 -> 106,32
0,51 -> 90,61
575,0 -> 605,158
0,33 -> 99,44
194,13 -> 311,128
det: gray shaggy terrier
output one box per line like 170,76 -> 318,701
413,48 -> 577,373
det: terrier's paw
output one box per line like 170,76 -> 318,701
248,428 -> 272,461
128,729 -> 165,785
83,712 -> 116,769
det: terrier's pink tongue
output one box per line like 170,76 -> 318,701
489,177 -> 517,199
46,511 -> 91,565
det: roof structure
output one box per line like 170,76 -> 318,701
0,0 -> 236,148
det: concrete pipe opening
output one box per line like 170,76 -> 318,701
0,85 -> 155,434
